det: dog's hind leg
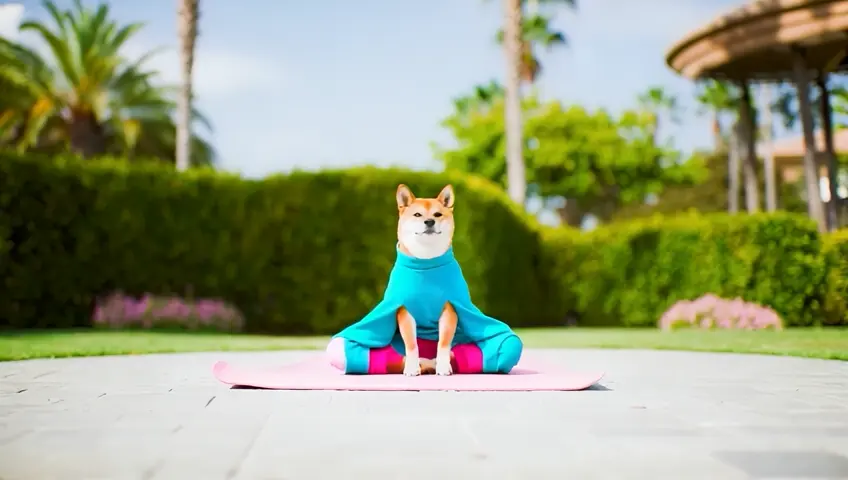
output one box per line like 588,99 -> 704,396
325,337 -> 347,371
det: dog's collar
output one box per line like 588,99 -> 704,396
395,243 -> 456,270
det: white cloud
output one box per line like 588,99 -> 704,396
122,41 -> 285,99
0,3 -> 24,40
3,6 -> 282,100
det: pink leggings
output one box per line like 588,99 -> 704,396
326,337 -> 484,374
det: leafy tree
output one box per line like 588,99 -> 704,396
433,90 -> 705,226
771,78 -> 846,129
694,79 -> 766,213
695,80 -> 740,151
0,0 -> 213,167
637,86 -> 683,135
453,80 -> 504,118
611,151 -> 807,221
830,85 -> 848,128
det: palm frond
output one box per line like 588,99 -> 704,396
1,0 -> 214,167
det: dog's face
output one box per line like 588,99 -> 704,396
396,184 -> 455,259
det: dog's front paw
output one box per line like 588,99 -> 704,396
435,348 -> 452,376
435,360 -> 453,376
403,351 -> 421,376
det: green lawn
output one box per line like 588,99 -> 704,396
1,327 -> 846,362
518,328 -> 848,361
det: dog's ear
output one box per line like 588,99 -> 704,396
396,184 -> 415,209
437,184 -> 454,209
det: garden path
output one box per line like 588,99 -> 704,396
1,349 -> 847,479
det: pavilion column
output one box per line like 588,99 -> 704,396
738,80 -> 761,213
816,72 -> 840,231
759,84 -> 778,212
791,47 -> 827,233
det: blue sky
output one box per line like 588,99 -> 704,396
3,0 -> 747,178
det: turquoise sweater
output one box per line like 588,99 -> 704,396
333,245 -> 522,374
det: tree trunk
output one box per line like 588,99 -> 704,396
68,110 -> 106,158
816,73 -> 839,231
176,0 -> 199,172
759,84 -> 777,212
711,111 -> 723,151
557,200 -> 584,228
791,48 -> 827,233
728,122 -> 741,214
738,81 -> 760,213
503,0 -> 526,206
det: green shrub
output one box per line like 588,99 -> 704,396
823,229 -> 848,325
543,212 -> 829,327
0,156 -> 99,328
0,152 -> 839,332
538,226 -> 585,323
0,153 -> 553,333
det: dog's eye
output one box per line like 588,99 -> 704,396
434,212 -> 442,217
413,212 -> 422,217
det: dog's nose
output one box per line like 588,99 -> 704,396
424,219 -> 436,227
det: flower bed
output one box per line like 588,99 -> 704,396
93,292 -> 245,332
658,294 -> 783,331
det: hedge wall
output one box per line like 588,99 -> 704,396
823,229 -> 848,325
0,153 -> 555,332
542,212 -> 832,327
0,152 -> 844,332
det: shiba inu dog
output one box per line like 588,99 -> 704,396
326,184 -> 523,377
395,184 -> 457,376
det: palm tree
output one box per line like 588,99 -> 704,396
503,0 -> 526,205
636,86 -> 681,145
176,0 -> 199,172
695,80 -> 738,151
0,0 -> 214,166
694,80 -> 758,214
499,0 -> 575,205
496,13 -> 566,84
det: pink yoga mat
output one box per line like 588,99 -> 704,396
212,355 -> 605,391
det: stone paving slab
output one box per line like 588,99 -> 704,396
0,349 -> 847,479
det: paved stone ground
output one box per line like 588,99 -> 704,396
1,349 -> 847,480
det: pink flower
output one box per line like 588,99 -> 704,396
91,291 -> 245,332
93,305 -> 106,325
658,293 -> 783,331
123,298 -> 149,321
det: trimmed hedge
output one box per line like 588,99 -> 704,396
823,229 -> 848,325
0,153 -> 555,332
1,152 -> 844,331
542,212 -> 831,327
